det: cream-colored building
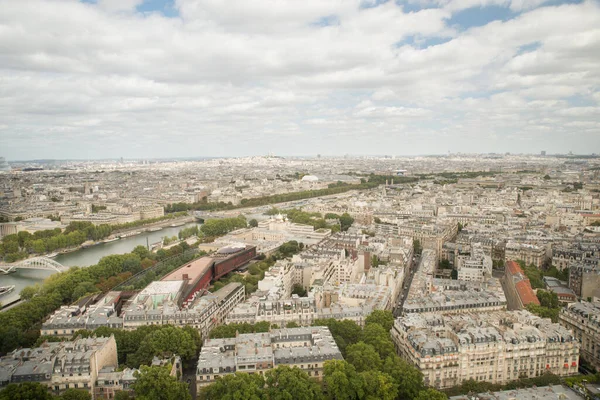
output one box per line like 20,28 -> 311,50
559,302 -> 600,371
392,311 -> 579,389
505,241 -> 547,268
196,327 -> 343,392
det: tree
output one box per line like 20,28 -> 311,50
362,324 -> 395,359
323,360 -> 365,400
133,365 -> 191,400
360,370 -> 398,400
346,342 -> 382,372
131,326 -> 198,367
365,310 -> 394,332
286,321 -> 300,328
264,366 -> 323,400
415,388 -> 448,400
339,213 -> 355,232
291,284 -> 307,297
0,382 -> 55,400
382,355 -> 424,400
199,372 -> 266,400
249,219 -> 259,227
413,239 -> 422,256
113,392 -> 133,400
60,389 -> 92,400
537,290 -> 559,308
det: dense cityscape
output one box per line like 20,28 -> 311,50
0,154 -> 599,399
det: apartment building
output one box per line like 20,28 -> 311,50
569,263 -> 600,299
505,241 -> 547,268
559,302 -> 600,371
391,311 -> 579,389
0,336 -> 117,398
196,327 -> 343,392
456,243 -> 492,282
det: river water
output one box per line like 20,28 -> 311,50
0,222 -> 201,306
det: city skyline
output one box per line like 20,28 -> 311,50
1,0 -> 599,159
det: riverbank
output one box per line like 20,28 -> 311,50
19,215 -> 196,261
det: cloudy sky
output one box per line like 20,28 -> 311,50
1,0 -> 599,160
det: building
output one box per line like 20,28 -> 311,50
391,311 -> 579,390
505,241 -> 547,268
543,277 -> 577,303
456,243 -> 492,282
0,336 -> 117,398
43,283 -> 245,339
569,263 -> 600,299
196,326 -> 343,391
449,384 -> 583,400
504,260 -> 540,310
559,302 -> 600,371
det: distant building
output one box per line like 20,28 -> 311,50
196,326 -> 343,391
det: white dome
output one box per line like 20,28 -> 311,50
301,175 -> 319,182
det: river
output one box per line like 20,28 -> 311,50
0,222 -> 201,306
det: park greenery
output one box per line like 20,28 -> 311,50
0,242 -> 194,354
211,241 -> 303,295
0,213 -> 188,262
202,310 -> 447,400
165,174 -> 424,215
264,208 -> 354,233
199,216 -> 247,236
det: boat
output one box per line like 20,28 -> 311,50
46,252 -> 59,258
0,286 -> 15,296
119,231 -> 141,239
170,222 -> 185,227
103,237 -> 120,243
148,227 -> 163,232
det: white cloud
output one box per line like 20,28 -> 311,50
0,0 -> 598,159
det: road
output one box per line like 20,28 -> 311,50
393,254 -> 420,318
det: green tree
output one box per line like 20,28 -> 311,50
360,370 -> 398,400
0,382 -> 55,400
131,326 -> 198,367
323,360 -> 365,400
339,213 -> 354,232
365,310 -> 394,332
413,239 -> 422,256
61,389 -> 92,400
382,355 -> 424,400
415,388 -> 448,400
292,284 -> 307,297
249,219 -> 259,227
346,342 -> 382,372
537,290 -> 559,308
362,323 -> 395,359
264,366 -> 323,400
113,392 -> 132,400
199,372 -> 266,400
133,365 -> 191,400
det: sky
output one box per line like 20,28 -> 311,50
1,0 -> 599,160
